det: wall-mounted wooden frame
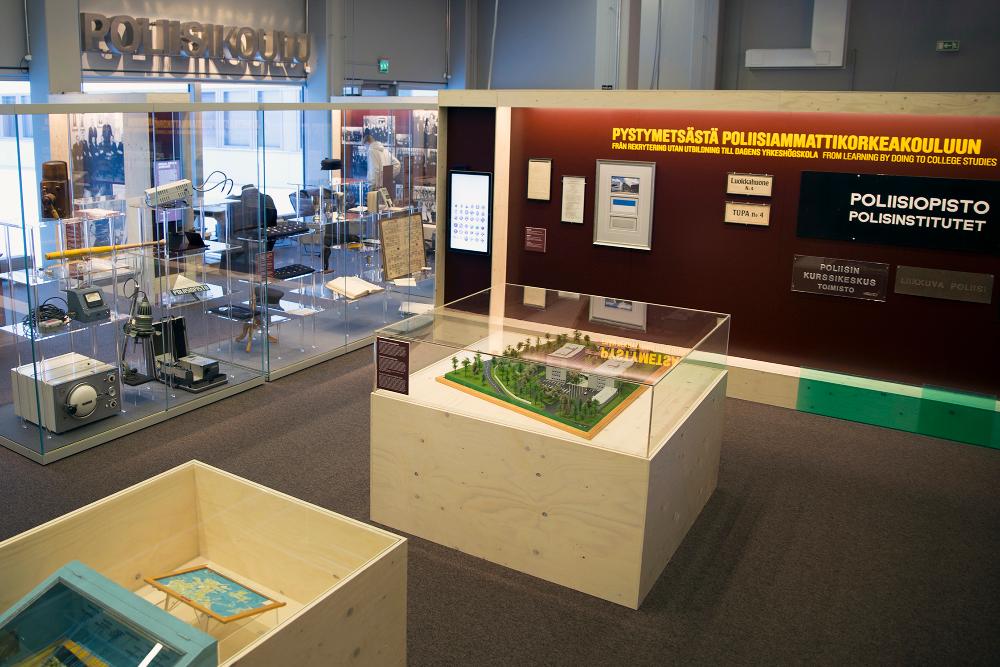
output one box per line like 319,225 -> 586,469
593,159 -> 655,250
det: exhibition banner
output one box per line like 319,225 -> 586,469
797,172 -> 1000,255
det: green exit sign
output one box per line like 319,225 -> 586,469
936,40 -> 960,52
378,59 -> 390,74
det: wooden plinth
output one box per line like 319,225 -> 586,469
371,372 -> 726,609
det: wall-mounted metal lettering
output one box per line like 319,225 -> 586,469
80,13 -> 310,66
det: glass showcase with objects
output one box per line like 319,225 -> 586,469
374,284 -> 729,457
0,101 -> 437,462
0,108 -> 266,463
259,103 -> 437,377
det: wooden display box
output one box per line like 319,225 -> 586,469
371,372 -> 726,609
0,461 -> 406,666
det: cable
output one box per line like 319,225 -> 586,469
487,0 -> 499,89
22,296 -> 70,333
193,170 -> 234,196
650,0 -> 662,89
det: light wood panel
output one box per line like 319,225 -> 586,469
439,90 -> 1000,116
0,461 -> 409,666
638,375 -> 726,604
648,363 -> 728,456
228,541 -> 407,667
726,361 -> 800,410
371,370 -> 726,608
194,465 -> 399,604
0,466 -> 200,610
371,392 -> 650,606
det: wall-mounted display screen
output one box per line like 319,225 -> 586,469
448,170 -> 492,254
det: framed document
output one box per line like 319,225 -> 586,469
561,176 -> 586,224
527,158 -> 552,201
593,160 -> 655,250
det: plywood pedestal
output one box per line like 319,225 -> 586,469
0,462 -> 407,666
371,373 -> 726,609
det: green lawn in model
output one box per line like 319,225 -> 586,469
445,356 -> 638,433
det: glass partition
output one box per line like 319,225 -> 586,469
257,104 -> 438,378
374,284 -> 730,458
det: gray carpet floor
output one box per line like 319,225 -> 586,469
0,348 -> 998,665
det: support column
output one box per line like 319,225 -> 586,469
303,0 -> 335,185
27,0 -> 81,101
637,0 -> 719,90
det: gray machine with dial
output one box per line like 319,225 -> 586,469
12,353 -> 120,433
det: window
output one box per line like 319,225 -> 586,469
202,91 -> 218,146
223,90 -> 253,147
81,81 -> 191,95
199,84 -> 305,216
0,82 -> 35,256
201,84 -> 303,151
0,82 -> 32,138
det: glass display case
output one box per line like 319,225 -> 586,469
0,100 -> 437,460
0,107 -> 267,463
254,104 -> 437,378
373,284 -> 729,457
0,561 -> 216,667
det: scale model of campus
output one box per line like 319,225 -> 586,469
436,330 -> 680,439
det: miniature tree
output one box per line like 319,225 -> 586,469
583,334 -> 592,349
451,357 -> 458,372
461,358 -> 470,376
573,330 -> 582,344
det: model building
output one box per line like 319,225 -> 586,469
438,331 -> 677,438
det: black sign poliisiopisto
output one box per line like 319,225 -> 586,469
797,172 -> 1000,255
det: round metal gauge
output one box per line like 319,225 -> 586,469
66,383 -> 99,419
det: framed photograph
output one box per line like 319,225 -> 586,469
362,115 -> 394,144
589,296 -> 647,330
593,159 -> 655,250
70,113 -> 126,198
342,126 -> 363,144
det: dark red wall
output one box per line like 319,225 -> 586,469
443,107 -> 496,303
491,107 -> 999,395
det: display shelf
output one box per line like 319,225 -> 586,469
0,461 -> 407,666
160,283 -> 227,309
0,269 -> 56,287
0,312 -> 127,342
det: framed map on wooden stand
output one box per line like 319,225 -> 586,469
146,565 -> 285,624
